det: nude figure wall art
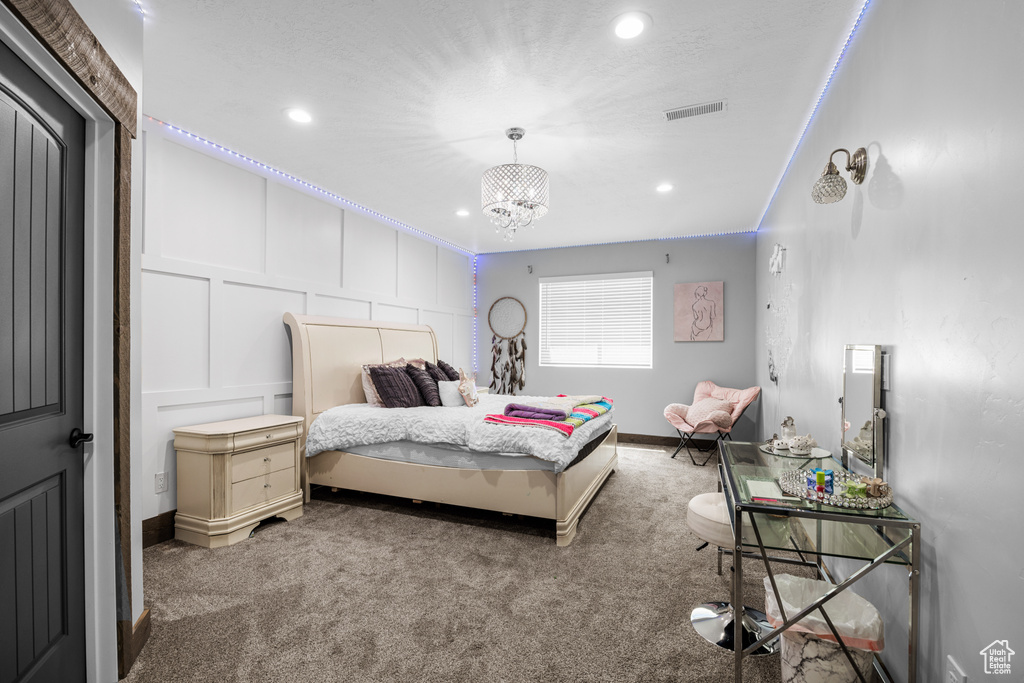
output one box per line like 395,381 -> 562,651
674,281 -> 724,342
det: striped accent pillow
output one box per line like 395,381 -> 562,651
436,359 -> 460,381
369,365 -> 424,408
405,364 -> 441,407
361,357 -> 406,406
425,361 -> 449,384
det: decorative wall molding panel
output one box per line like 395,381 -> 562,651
140,122 -> 474,518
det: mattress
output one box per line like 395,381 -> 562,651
343,440 -> 560,471
341,426 -> 613,473
306,393 -> 614,471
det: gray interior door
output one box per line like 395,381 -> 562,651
0,37 -> 87,683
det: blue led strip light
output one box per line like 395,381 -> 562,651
754,0 -> 872,232
472,256 -> 479,374
145,116 -> 475,256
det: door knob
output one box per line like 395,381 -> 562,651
69,428 -> 94,449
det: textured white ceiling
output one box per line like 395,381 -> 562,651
142,0 -> 865,253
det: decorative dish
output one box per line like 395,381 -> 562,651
759,444 -> 831,459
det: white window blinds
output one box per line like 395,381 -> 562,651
538,271 -> 653,368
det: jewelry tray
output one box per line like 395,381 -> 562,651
778,469 -> 893,510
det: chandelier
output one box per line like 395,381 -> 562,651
481,127 -> 549,242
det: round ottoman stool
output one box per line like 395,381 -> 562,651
686,491 -> 780,655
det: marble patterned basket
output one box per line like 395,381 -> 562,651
778,469 -> 893,510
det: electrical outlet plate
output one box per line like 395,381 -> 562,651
946,655 -> 966,683
155,472 -> 168,493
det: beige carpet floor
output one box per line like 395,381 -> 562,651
127,445 -> 814,683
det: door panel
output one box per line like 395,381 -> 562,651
0,100 -> 12,416
0,36 -> 86,683
1,99 -> 65,424
0,477 -> 65,672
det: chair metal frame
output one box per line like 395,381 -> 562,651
671,429 -> 732,466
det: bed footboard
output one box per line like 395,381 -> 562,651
555,425 -> 618,546
304,425 -> 618,546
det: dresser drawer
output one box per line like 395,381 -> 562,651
232,422 -> 303,451
232,442 -> 294,483
231,467 -> 296,514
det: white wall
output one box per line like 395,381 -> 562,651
477,235 -> 758,438
139,122 -> 475,520
754,1 -> 1024,680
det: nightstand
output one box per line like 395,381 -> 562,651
173,414 -> 304,547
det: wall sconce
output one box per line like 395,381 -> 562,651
811,147 -> 867,204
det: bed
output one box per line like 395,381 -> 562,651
283,313 -> 618,546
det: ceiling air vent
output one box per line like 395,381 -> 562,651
664,99 -> 727,122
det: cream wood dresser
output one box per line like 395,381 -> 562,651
173,414 -> 304,547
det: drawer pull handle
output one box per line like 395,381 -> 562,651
264,483 -> 271,488
266,434 -> 272,439
264,457 -> 271,462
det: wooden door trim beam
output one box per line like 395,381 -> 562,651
1,0 -> 136,135
2,0 -> 141,676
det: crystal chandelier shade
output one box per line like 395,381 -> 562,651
811,164 -> 848,204
481,128 -> 549,242
811,147 -> 867,205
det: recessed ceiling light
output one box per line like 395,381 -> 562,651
286,108 -> 312,124
657,183 -> 673,192
614,12 -> 651,39
456,209 -> 470,217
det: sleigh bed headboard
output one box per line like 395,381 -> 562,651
282,313 -> 438,451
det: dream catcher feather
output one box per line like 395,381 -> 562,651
488,296 -> 527,395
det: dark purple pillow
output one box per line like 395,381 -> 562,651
369,365 -> 424,408
405,364 -> 441,407
425,361 -> 449,384
436,359 -> 460,381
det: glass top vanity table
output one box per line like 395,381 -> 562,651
718,440 -> 920,683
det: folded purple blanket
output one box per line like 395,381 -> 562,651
504,403 -> 568,421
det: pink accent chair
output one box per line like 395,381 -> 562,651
664,381 -> 761,465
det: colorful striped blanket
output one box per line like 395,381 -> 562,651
484,396 -> 613,438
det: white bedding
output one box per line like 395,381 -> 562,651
305,393 -> 613,472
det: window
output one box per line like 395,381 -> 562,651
539,271 -> 653,368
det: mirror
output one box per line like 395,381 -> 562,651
841,345 -> 886,477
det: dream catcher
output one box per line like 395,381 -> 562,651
488,296 -> 527,395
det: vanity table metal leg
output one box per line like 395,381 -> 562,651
734,508 -> 744,682
816,518 -> 825,579
909,524 -> 920,682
